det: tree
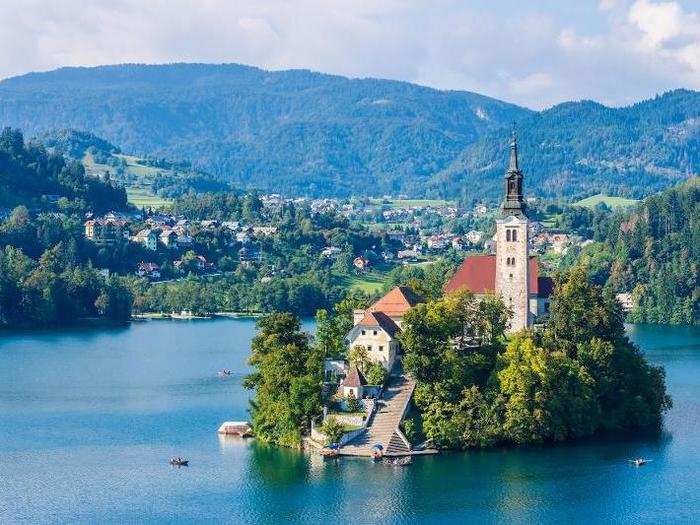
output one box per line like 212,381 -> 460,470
244,313 -> 323,447
320,416 -> 344,445
366,362 -> 388,386
345,391 -> 361,413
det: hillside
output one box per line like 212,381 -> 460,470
0,63 -> 530,197
0,64 -> 696,199
39,129 -> 231,206
434,90 -> 699,202
0,128 -> 126,212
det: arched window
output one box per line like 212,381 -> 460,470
506,229 -> 511,242
512,229 -> 518,242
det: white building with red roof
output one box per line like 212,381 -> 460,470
444,134 -> 554,331
346,286 -> 424,371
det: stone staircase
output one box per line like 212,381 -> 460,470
340,373 -> 415,456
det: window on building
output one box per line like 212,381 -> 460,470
367,345 -> 372,351
361,330 -> 365,335
379,345 -> 384,352
506,229 -> 511,242
512,229 -> 518,242
373,330 -> 377,336
509,273 -> 513,279
544,301 -> 550,312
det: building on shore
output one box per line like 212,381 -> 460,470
445,134 -> 554,332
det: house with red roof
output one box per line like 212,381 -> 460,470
444,134 -> 554,330
346,286 -> 424,371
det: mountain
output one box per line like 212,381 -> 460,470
0,64 -> 697,200
433,90 -> 700,202
0,63 -> 530,197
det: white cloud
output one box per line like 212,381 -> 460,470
510,72 -> 554,94
0,0 -> 697,109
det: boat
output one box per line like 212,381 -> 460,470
371,443 -> 384,461
169,457 -> 189,467
630,458 -> 651,467
218,369 -> 232,377
387,456 -> 412,466
217,421 -> 253,437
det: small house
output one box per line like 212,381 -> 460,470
339,364 -> 366,399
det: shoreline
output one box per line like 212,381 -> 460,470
132,311 -> 264,320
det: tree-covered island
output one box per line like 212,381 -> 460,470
244,266 -> 671,451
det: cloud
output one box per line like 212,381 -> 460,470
0,0 -> 697,109
510,73 -> 554,94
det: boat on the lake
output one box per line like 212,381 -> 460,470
169,457 -> 189,467
371,443 -> 384,461
217,421 -> 253,437
630,458 -> 651,467
218,369 -> 232,377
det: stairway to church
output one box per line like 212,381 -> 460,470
340,373 -> 415,456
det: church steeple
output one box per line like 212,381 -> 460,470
502,130 -> 526,217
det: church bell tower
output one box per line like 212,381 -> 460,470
495,132 -> 531,332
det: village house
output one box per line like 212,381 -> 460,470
132,228 -> 158,250
353,256 -> 370,271
465,230 -> 484,245
84,217 -> 130,245
136,262 -> 161,280
159,229 -> 178,248
321,246 -> 342,258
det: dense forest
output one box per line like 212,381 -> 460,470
561,178 -> 699,325
0,128 -> 133,327
435,90 -> 699,203
0,63 -> 527,198
0,64 -> 696,200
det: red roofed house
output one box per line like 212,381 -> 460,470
346,286 -> 424,371
339,363 -> 367,399
444,134 -> 554,331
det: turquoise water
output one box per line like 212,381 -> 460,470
0,320 -> 698,524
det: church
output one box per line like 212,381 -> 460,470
445,134 -> 554,332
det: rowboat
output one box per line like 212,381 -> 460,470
170,457 -> 189,467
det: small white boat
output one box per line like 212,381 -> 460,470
629,458 -> 651,467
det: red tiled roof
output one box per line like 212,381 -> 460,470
444,255 -> 542,295
369,286 -> 424,317
340,364 -> 366,388
357,311 -> 400,338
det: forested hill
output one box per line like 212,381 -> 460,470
0,64 -> 696,199
0,128 -> 126,213
433,89 -> 700,202
0,63 -> 529,198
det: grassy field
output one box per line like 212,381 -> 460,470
126,188 -> 172,209
574,194 -> 638,208
334,271 -> 389,294
368,198 -> 453,208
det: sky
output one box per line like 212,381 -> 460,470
0,0 -> 698,109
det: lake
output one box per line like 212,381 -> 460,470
0,320 -> 698,524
